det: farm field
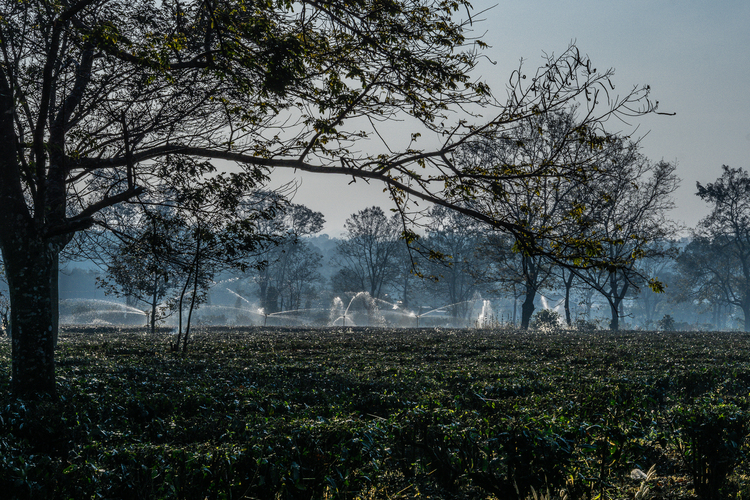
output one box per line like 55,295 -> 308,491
2,327 -> 750,499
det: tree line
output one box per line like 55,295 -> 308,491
15,154 -> 744,337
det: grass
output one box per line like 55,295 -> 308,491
2,326 -> 750,499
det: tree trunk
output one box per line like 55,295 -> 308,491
742,302 -> 750,332
4,238 -> 59,399
150,274 -> 159,333
183,256 -> 201,353
563,270 -> 574,326
608,272 -> 627,331
608,299 -> 619,331
52,258 -> 59,348
174,265 -> 194,351
520,284 -> 536,330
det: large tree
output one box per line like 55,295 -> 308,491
251,203 -> 325,314
573,147 -> 679,330
479,233 -> 554,329
676,166 -> 750,331
333,206 -> 402,299
0,0 -> 661,398
456,109 -> 607,329
413,205 -> 483,322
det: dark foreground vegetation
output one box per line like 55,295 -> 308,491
2,327 -> 750,499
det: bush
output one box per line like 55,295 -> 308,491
669,396 -> 749,499
657,314 -> 676,331
531,310 -> 562,331
573,318 -> 600,331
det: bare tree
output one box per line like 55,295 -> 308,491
573,148 -> 679,330
334,207 -> 402,299
478,233 -> 555,329
458,109 -> 600,329
252,203 -> 325,314
420,205 -> 483,321
675,166 -> 750,331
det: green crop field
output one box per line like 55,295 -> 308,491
2,327 -> 750,499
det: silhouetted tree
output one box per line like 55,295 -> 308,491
459,110 -> 593,328
334,207 -> 402,299
479,233 -> 554,329
252,204 -> 325,314
674,238 -> 734,329
675,166 -> 750,331
96,209 -> 184,333
573,148 -> 679,330
629,245 -> 679,328
421,206 -> 483,322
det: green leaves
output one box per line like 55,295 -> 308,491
3,328 -> 750,497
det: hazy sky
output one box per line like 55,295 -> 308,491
269,0 -> 750,236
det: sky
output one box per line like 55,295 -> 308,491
268,0 -> 750,236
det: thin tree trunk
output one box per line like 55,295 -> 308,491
608,272 -> 623,331
183,267 -> 199,352
150,274 -> 158,333
182,240 -> 202,352
609,299 -> 619,331
174,265 -> 194,351
563,270 -> 574,326
52,258 -> 59,348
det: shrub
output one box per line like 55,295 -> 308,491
573,318 -> 600,331
657,314 -> 676,331
669,396 -> 749,499
531,310 -> 562,331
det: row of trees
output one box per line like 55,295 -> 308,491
71,183 -> 286,350
51,108 -> 687,336
84,105 -> 680,332
198,163 -> 749,335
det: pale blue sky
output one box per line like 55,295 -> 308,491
270,1 -> 750,235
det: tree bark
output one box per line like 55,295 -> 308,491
608,299 -> 619,331
562,270 -> 574,326
520,284 -> 536,330
4,237 -> 59,399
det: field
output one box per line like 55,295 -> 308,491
2,327 -> 750,499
